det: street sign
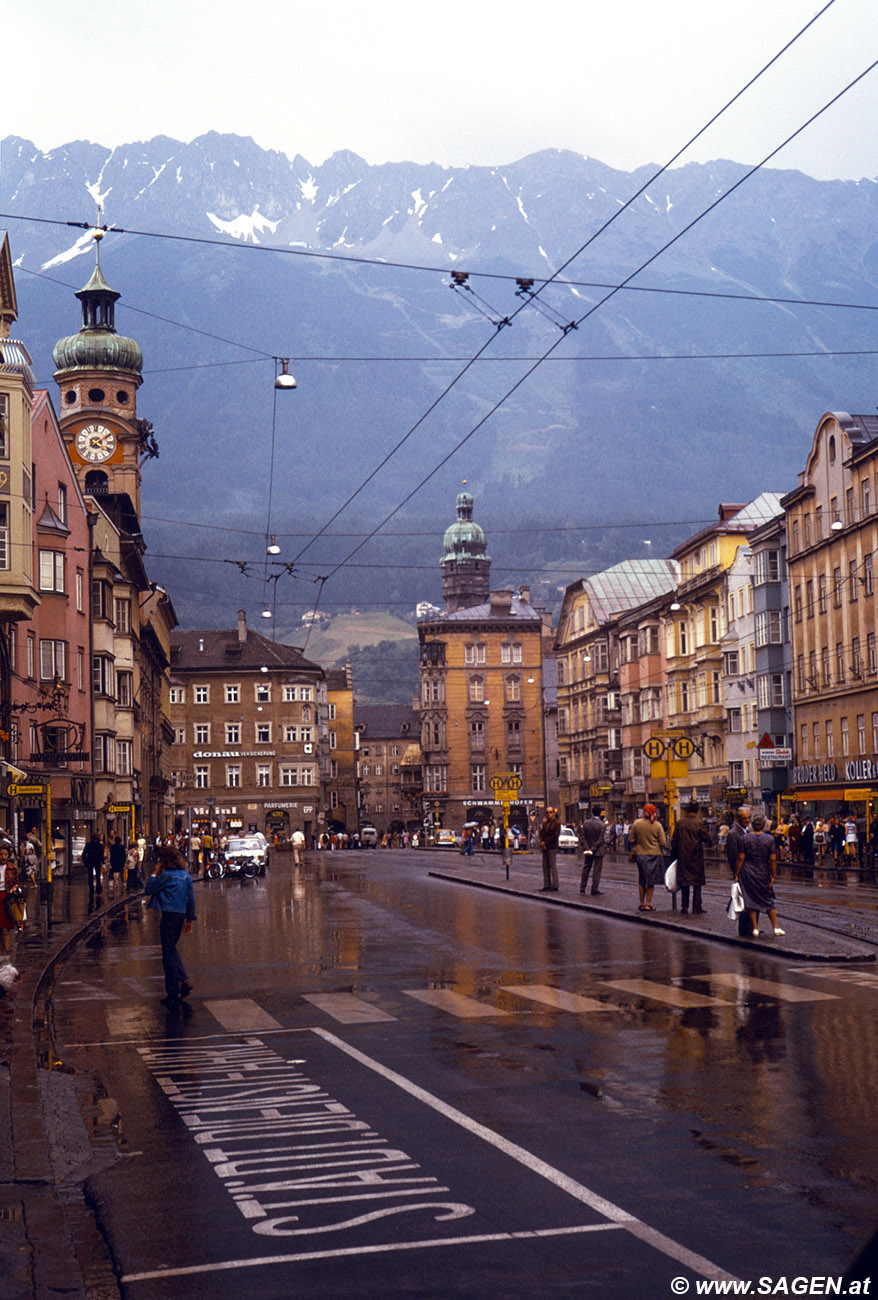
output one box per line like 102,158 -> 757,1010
108,803 -> 132,814
6,783 -> 45,797
490,773 -> 522,793
643,738 -> 664,760
672,737 -> 695,760
759,748 -> 793,762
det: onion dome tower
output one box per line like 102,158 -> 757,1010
440,489 -> 491,612
53,230 -> 146,511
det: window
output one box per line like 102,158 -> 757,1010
170,686 -> 185,704
806,580 -> 814,618
225,722 -> 241,744
93,734 -> 114,774
833,568 -> 842,607
327,702 -> 336,720
797,655 -> 805,694
869,633 -> 877,675
850,561 -> 859,602
173,728 -> 185,745
506,676 -> 521,702
500,643 -> 522,665
858,714 -> 866,754
256,764 -> 272,787
709,606 -> 720,642
821,646 -> 830,686
374,763 -> 383,776
818,574 -> 827,614
470,720 -> 485,751
723,649 -> 740,676
42,640 -> 68,681
471,764 -> 486,793
728,707 -> 742,733
757,673 -> 785,709
256,722 -> 271,743
469,676 -> 484,703
729,761 -> 744,785
793,586 -> 802,622
0,394 -> 7,457
862,479 -> 872,517
800,724 -> 808,760
195,766 -> 209,789
114,597 -> 131,633
865,554 -> 874,596
225,684 -> 240,704
39,550 -> 66,593
755,610 -> 782,646
226,764 -> 241,788
75,570 -> 84,611
836,643 -> 845,685
0,504 -> 10,569
27,634 -> 34,679
853,638 -> 862,677
194,685 -> 209,704
841,717 -> 850,756
280,766 -> 315,787
255,683 -> 270,703
195,723 -> 210,744
464,644 -> 486,666
117,671 -> 133,707
826,720 -> 834,758
116,740 -> 133,776
92,579 -> 111,620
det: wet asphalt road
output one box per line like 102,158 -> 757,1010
42,850 -> 878,1297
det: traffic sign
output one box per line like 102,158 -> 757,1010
108,803 -> 132,814
672,737 -> 695,760
643,738 -> 664,761
7,783 -> 45,797
490,773 -> 522,793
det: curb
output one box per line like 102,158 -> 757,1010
427,870 -> 877,963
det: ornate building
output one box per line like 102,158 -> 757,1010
418,492 -> 549,833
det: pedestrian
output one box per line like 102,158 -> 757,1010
291,827 -> 305,867
828,816 -> 844,865
82,833 -> 105,895
814,818 -> 827,865
108,834 -> 127,891
460,827 -> 475,856
857,814 -> 868,867
629,803 -> 667,911
726,804 -> 752,936
125,840 -> 143,891
19,836 -> 39,884
538,807 -> 561,891
735,812 -> 784,938
670,801 -> 711,914
787,816 -> 802,862
579,807 -> 607,895
146,845 -> 196,1009
800,816 -> 815,866
0,838 -> 22,953
844,815 -> 858,860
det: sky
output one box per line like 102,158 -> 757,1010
4,0 -> 878,181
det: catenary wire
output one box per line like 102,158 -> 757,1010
318,56 -> 878,587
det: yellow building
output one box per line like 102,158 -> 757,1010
325,664 -> 357,830
783,411 -> 878,815
418,492 -> 548,834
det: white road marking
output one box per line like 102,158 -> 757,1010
120,1222 -> 624,1282
311,1028 -> 737,1282
696,973 -> 838,1002
301,993 -> 396,1023
203,999 -> 283,1031
403,988 -> 511,1017
601,979 -> 727,1009
788,965 -> 878,987
498,983 -> 614,1013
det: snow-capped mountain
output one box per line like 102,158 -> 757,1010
2,132 -> 877,625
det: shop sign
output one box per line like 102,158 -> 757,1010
844,759 -> 878,782
792,763 -> 838,785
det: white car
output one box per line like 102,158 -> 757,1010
558,825 -> 579,854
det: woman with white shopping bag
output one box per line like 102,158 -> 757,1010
669,801 -> 711,914
734,812 -> 785,938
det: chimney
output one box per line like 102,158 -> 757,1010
489,589 -> 514,615
518,585 -> 531,605
238,608 -> 247,643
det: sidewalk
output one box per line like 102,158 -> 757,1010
429,850 -> 878,963
1,874 -> 136,1299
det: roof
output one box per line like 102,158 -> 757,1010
583,558 -> 679,623
171,627 -> 323,674
354,704 -> 418,738
672,494 -> 785,556
426,593 -> 542,624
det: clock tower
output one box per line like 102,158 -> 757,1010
53,231 -> 148,513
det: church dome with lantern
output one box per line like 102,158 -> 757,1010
52,240 -> 143,378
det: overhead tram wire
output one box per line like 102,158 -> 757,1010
319,56 -> 878,588
281,0 -> 844,568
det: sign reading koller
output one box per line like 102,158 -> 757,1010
793,759 -> 878,785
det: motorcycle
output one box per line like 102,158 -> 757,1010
205,852 -> 260,881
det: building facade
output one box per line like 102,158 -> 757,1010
354,703 -> 420,835
169,612 -> 326,843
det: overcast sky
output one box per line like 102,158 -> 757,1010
5,0 -> 877,180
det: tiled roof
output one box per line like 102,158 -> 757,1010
433,594 -> 541,622
585,558 -> 679,623
354,704 -> 418,738
171,627 -> 322,674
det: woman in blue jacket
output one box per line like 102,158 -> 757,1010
146,845 -> 196,1008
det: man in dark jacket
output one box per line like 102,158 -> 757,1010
670,801 -> 711,913
579,808 -> 607,895
538,808 -> 561,891
82,834 -> 105,895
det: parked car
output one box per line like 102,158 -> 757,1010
558,825 -> 579,854
360,825 -> 379,847
221,834 -> 269,875
435,828 -> 461,849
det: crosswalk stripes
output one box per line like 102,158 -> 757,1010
403,988 -> 512,1017
301,992 -> 396,1023
600,979 -> 728,1009
498,983 -> 614,1013
693,973 -> 839,1002
203,998 -> 283,1031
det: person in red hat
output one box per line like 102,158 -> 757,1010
628,803 -> 667,911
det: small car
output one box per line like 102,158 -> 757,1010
223,835 -> 270,875
558,825 -> 579,854
435,829 -> 461,849
360,825 -> 379,847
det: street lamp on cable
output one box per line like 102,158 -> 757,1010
274,358 -> 297,390
266,535 -> 281,555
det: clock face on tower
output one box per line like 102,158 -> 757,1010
74,423 -> 117,463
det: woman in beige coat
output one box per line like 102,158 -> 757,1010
629,803 -> 668,911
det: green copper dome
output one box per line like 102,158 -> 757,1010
52,243 -> 143,376
441,491 -> 490,565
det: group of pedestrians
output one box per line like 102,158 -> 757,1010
81,831 -> 146,895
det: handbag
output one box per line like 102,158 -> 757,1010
726,881 -> 745,920
664,859 -> 678,892
4,887 -> 26,930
